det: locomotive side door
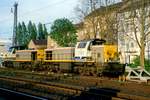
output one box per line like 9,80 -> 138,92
91,46 -> 104,64
31,51 -> 37,61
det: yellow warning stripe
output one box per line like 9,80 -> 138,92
44,60 -> 95,63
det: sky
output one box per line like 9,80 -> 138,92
0,0 -> 79,43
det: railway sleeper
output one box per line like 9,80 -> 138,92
117,92 -> 150,100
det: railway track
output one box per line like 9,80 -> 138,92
0,87 -> 47,100
0,68 -> 67,83
0,68 -> 150,100
0,75 -> 84,99
0,76 -> 126,100
0,75 -> 150,100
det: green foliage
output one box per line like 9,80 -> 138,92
37,23 -> 45,40
16,22 -> 28,47
16,22 -> 23,45
22,22 -> 30,47
43,24 -> 48,39
28,21 -> 37,40
50,18 -> 77,47
129,56 -> 150,72
16,21 -> 48,47
32,24 -> 37,39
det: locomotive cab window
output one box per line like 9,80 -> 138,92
9,45 -> 26,54
46,51 -> 52,60
8,48 -> 16,54
78,42 -> 87,48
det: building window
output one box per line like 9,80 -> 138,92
131,42 -> 134,48
126,43 -> 129,49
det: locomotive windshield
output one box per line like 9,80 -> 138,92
8,46 -> 26,53
78,42 -> 87,48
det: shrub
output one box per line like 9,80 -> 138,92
129,56 -> 150,72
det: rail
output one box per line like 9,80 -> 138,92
0,87 -> 47,100
0,69 -> 150,100
0,75 -> 83,99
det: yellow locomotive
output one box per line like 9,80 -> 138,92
2,39 -> 125,77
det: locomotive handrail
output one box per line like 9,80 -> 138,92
44,59 -> 95,63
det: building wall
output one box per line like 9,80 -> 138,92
118,32 -> 140,64
28,40 -> 37,49
47,36 -> 59,49
76,1 -> 150,64
117,4 -> 150,64
76,9 -> 118,44
28,36 -> 59,50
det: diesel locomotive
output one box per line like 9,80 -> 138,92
2,39 -> 125,77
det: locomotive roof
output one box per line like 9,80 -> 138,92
45,47 -> 75,51
32,39 -> 47,45
79,38 -> 106,44
79,38 -> 105,42
9,45 -> 26,50
16,49 -> 37,52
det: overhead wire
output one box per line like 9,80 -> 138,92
20,0 -> 68,16
0,0 -> 75,39
0,0 -> 69,24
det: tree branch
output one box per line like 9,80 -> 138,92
124,33 -> 136,42
132,17 -> 142,49
144,31 -> 150,38
145,39 -> 150,44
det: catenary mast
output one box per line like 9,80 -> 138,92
12,2 -> 18,46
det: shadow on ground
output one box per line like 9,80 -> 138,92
70,87 -> 120,100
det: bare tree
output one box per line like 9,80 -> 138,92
75,0 -> 100,39
75,0 -> 120,44
120,0 -> 150,68
98,0 -> 120,44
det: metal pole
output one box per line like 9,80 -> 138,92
12,2 -> 18,46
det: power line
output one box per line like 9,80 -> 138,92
0,0 -> 70,24
0,0 -> 76,39
20,0 -> 68,16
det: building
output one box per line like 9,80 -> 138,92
76,0 -> 150,64
47,36 -> 59,49
28,36 -> 59,50
76,1 -> 122,44
75,22 -> 85,41
28,39 -> 47,49
118,0 -> 150,63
